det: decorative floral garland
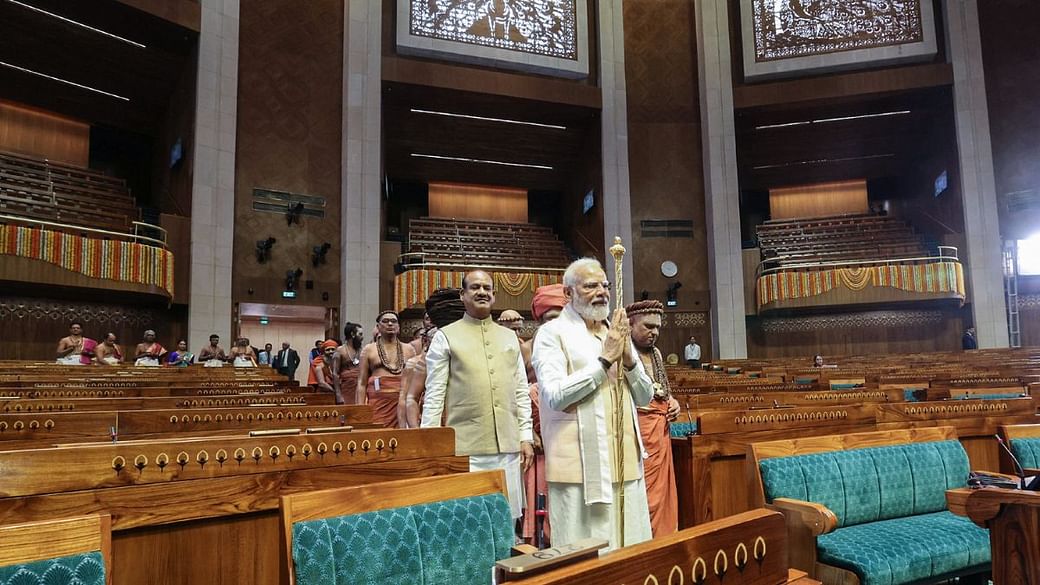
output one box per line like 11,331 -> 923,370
757,262 -> 964,310
0,224 -> 174,297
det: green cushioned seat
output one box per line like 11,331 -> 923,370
1010,437 -> 1040,468
0,551 -> 106,585
291,493 -> 512,585
955,393 -> 1023,400
669,421 -> 697,437
830,383 -> 862,390
794,377 -> 815,384
816,512 -> 989,585
759,440 -> 986,585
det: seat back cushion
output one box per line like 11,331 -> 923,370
291,493 -> 512,585
1010,437 -> 1040,468
760,440 -> 970,527
0,551 -> 106,585
416,494 -> 512,585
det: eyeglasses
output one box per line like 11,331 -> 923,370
580,281 -> 612,292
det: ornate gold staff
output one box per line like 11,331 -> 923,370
608,236 -> 627,547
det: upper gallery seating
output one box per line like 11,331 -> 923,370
0,150 -> 139,234
404,216 -> 571,269
756,213 -> 932,268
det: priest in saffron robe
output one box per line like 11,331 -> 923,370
627,300 -> 680,537
357,310 -> 416,427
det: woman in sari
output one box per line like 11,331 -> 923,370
167,340 -> 195,367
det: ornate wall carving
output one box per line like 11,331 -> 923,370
408,0 -> 579,60
760,309 -> 943,333
739,0 -> 937,80
396,0 -> 589,78
0,297 -> 170,328
751,0 -> 923,62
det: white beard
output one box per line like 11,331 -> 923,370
574,297 -> 610,322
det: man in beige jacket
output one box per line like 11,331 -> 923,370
421,270 -> 534,519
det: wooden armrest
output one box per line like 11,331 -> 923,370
1025,468 -> 1040,476
495,538 -> 607,581
769,498 -> 838,536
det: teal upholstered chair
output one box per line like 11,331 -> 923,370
281,471 -> 513,585
1001,423 -> 1040,474
0,515 -> 110,585
750,427 -> 990,585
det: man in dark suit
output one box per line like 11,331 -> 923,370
273,341 -> 301,381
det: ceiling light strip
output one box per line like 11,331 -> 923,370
753,153 -> 895,170
410,153 -> 553,170
0,60 -> 130,101
755,110 -> 912,130
410,109 -> 567,130
6,0 -> 146,48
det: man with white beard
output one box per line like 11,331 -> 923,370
531,258 -> 654,551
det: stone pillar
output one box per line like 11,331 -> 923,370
341,0 -> 383,326
598,0 -> 635,304
188,0 -> 239,351
945,0 -> 1009,347
695,0 -> 747,359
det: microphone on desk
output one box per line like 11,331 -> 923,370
993,434 -> 1040,490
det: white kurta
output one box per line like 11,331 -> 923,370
532,304 -> 654,551
422,327 -> 534,519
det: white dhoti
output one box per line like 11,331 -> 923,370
470,452 -> 524,520
204,359 -> 224,368
134,357 -> 159,367
101,357 -> 120,366
56,355 -> 83,365
547,479 -> 652,552
233,356 -> 254,367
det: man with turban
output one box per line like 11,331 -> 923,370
357,310 -> 416,427
497,309 -> 524,337
422,270 -> 534,520
627,300 -> 680,537
400,288 -> 465,428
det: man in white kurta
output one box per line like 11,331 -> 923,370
532,258 -> 654,551
422,270 -> 535,519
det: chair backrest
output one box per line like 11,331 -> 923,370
749,427 -> 969,528
1002,423 -> 1040,469
0,514 -> 111,585
280,471 -> 512,585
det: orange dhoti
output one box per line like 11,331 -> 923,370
366,375 -> 402,428
522,383 -> 550,544
338,369 -> 359,405
637,399 -> 678,537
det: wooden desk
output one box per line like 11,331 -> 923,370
947,487 -> 1040,585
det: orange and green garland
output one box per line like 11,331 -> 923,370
0,224 -> 174,297
757,261 -> 964,310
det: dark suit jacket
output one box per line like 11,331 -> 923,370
273,348 -> 300,376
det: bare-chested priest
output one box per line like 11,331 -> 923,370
356,310 -> 416,427
95,333 -> 123,365
56,322 -> 87,365
133,330 -> 167,366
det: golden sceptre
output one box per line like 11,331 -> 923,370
608,236 -> 626,547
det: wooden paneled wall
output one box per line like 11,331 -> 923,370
0,100 -> 88,166
769,179 -> 869,220
0,296 -> 187,360
623,0 -> 711,311
233,1 -> 343,308
746,307 -> 963,359
428,182 -> 528,223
